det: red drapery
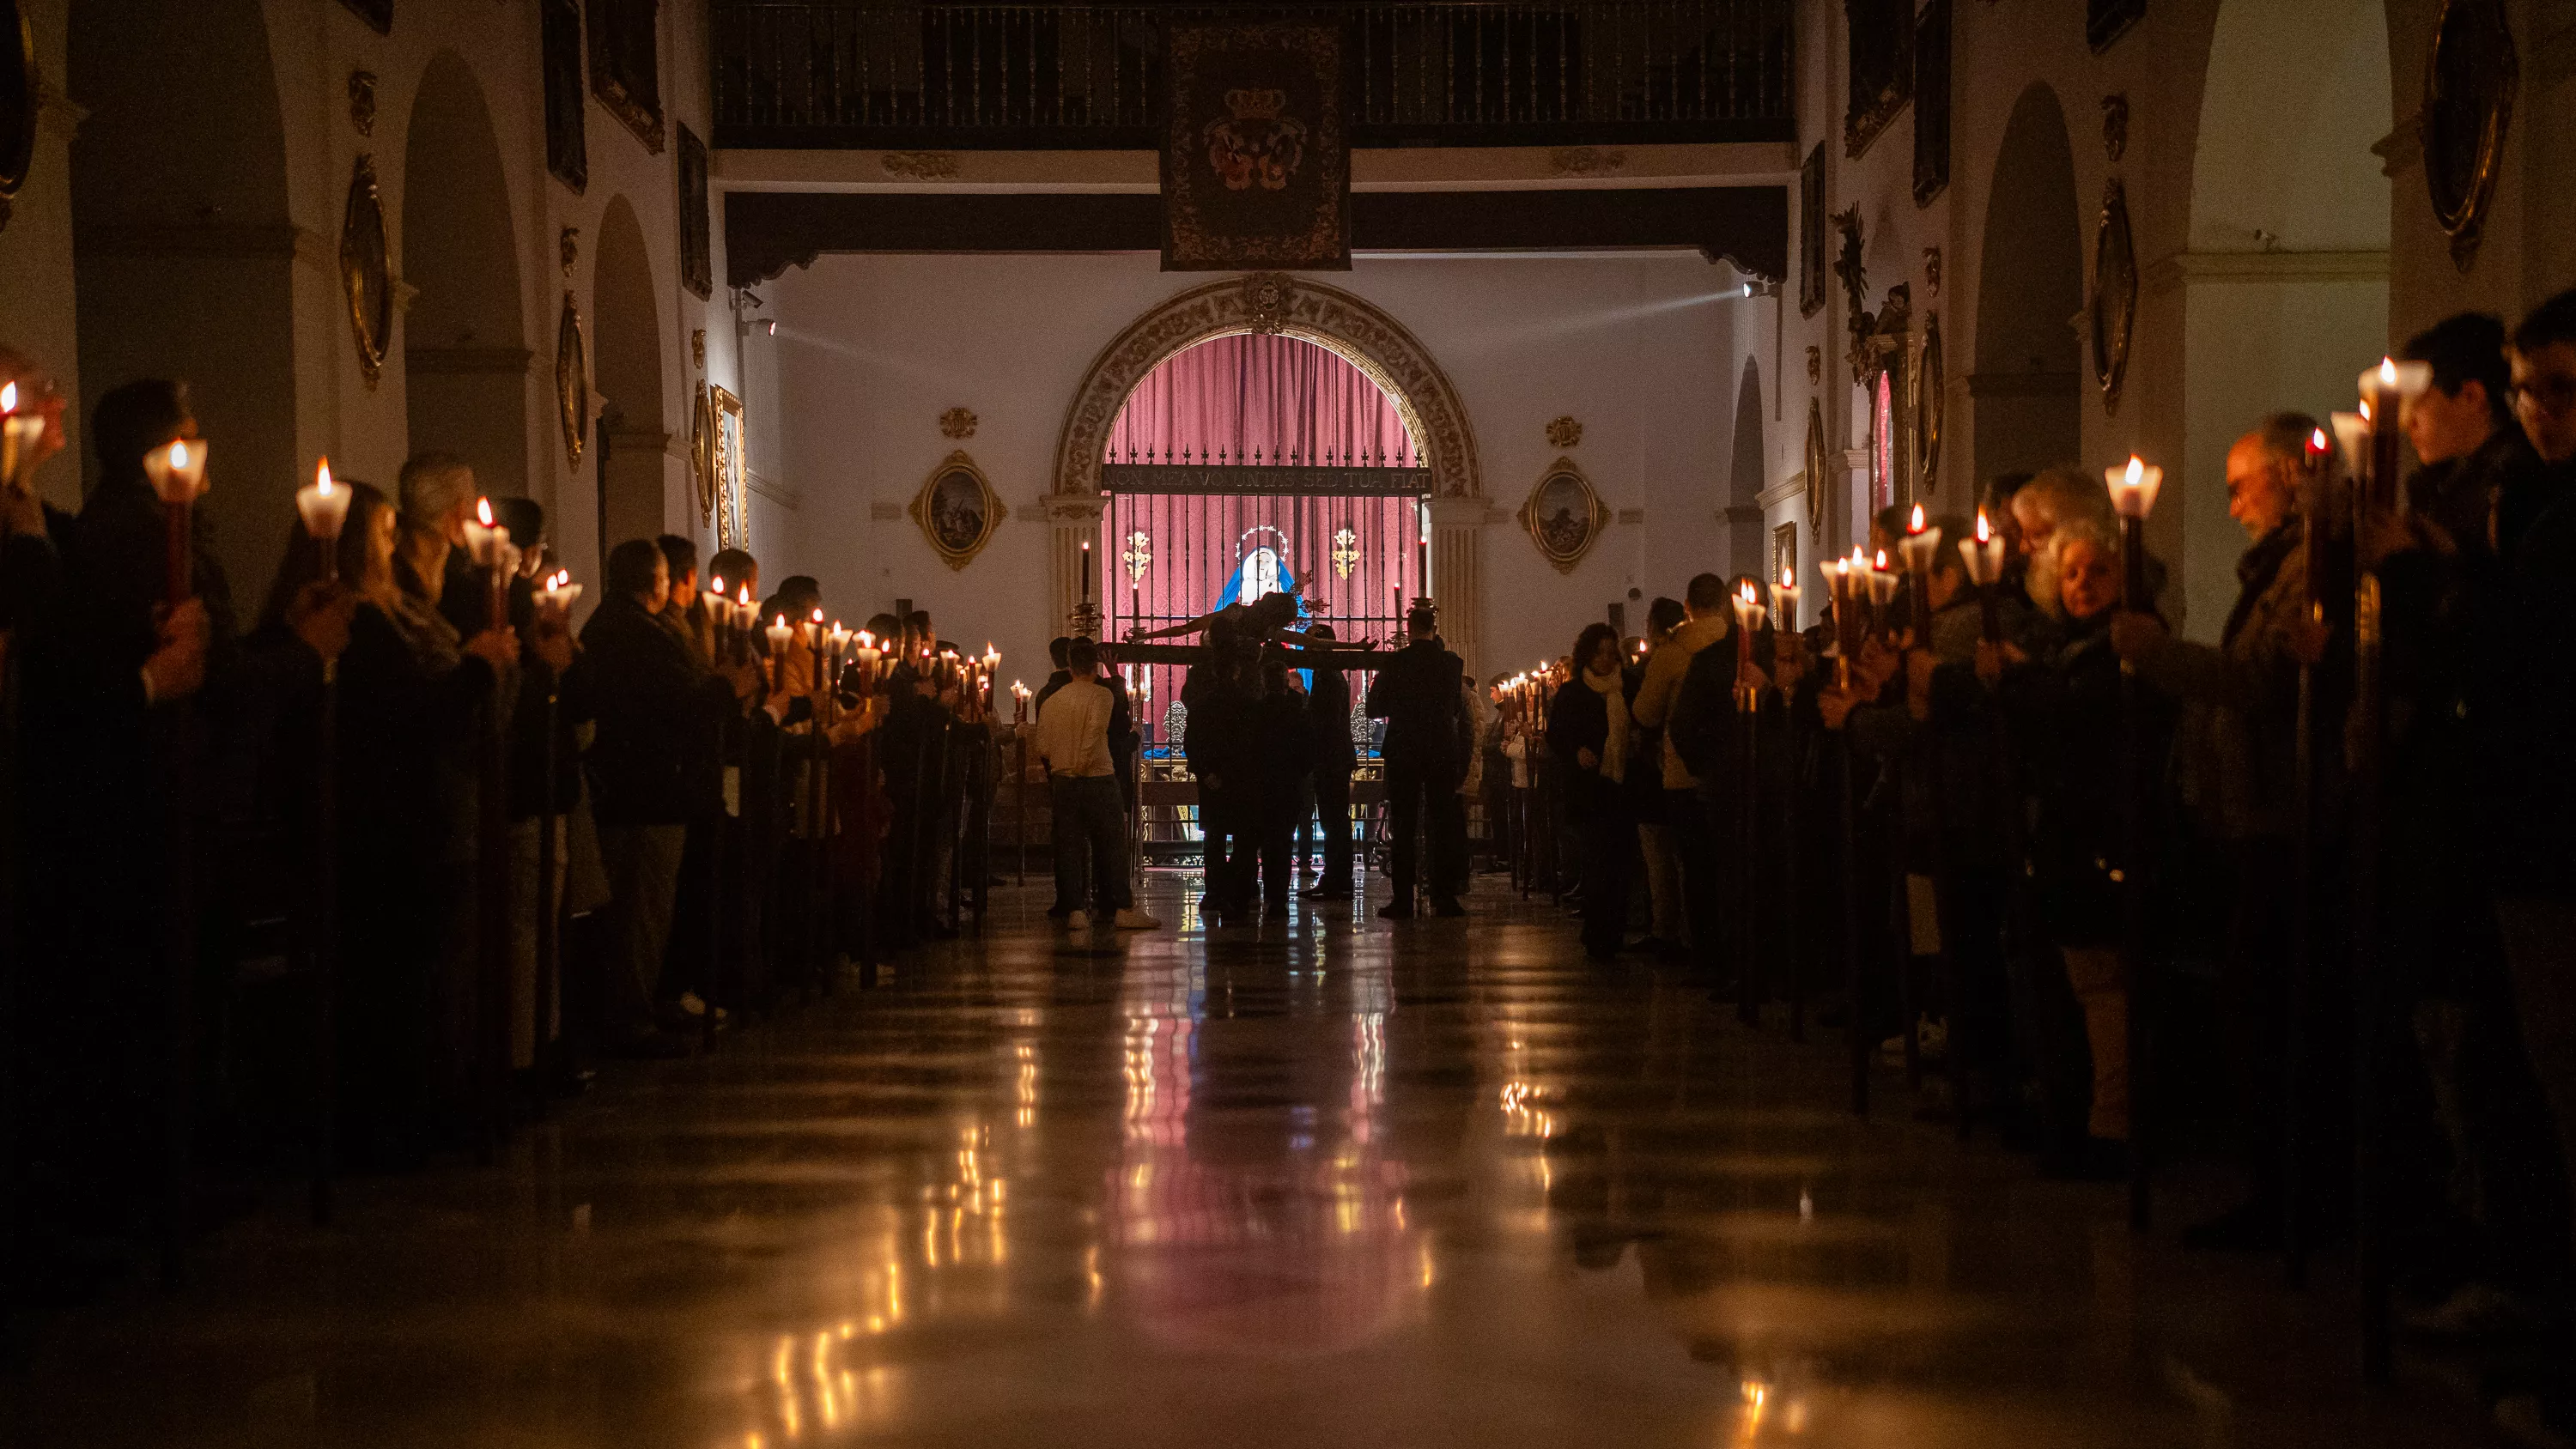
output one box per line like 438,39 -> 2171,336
1105,334 -> 1419,467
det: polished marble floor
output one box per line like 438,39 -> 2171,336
0,874 -> 2493,1448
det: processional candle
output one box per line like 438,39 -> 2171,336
141,438 -> 210,605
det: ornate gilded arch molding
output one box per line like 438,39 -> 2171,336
1050,272 -> 1484,500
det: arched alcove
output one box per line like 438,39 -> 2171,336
2173,0 -> 2389,636
402,51 -> 529,503
69,0 -> 296,598
592,194 -> 667,555
1054,273 -> 1490,670
1969,83 -> 2083,492
1726,357 -> 1766,579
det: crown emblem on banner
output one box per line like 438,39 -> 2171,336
1224,88 -> 1287,120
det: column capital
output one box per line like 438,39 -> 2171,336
1425,495 -> 1491,528
1043,493 -> 1107,524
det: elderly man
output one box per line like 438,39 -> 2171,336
2111,412 -> 2329,1250
2010,468 -> 2117,619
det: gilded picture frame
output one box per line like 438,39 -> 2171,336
690,380 -> 716,524
337,154 -> 392,388
1803,397 -> 1829,541
2423,0 -> 2517,272
711,385 -> 748,549
1518,457 -> 1608,575
555,291 -> 589,465
1915,313 -> 1945,494
337,0 -> 391,34
2090,178 -> 2139,415
0,0 -> 35,227
587,0 -> 665,155
911,449 -> 999,571
1844,0 -> 1914,160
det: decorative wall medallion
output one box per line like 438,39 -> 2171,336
880,150 -> 961,180
1802,397 -> 1829,540
939,406 -> 979,440
711,385 -> 748,547
0,0 -> 33,231
1331,525 -> 1359,579
541,0 -> 586,193
1797,142 -> 1826,318
676,123 -> 713,300
1518,457 -> 1609,574
2101,93 -> 2129,162
1121,529 -> 1152,582
556,291 -> 589,464
2423,0 -> 2517,272
690,380 -> 717,523
588,0 -> 665,154
1241,271 -> 1295,334
1545,415 -> 1583,449
2090,177 -> 2139,415
559,225 -> 580,277
338,154 -> 392,388
348,70 -> 377,136
1916,312 -> 1945,494
1547,146 -> 1627,177
1922,246 -> 1942,298
911,450 -> 1001,570
691,328 -> 706,369
1832,205 -> 1871,382
1806,345 -> 1823,387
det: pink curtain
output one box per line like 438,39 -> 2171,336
1105,334 -> 1419,467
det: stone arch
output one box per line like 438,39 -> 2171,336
69,0 -> 296,598
1726,356 -> 1765,578
1053,273 -> 1481,501
401,50 -> 529,501
1969,82 -> 2083,489
1050,272 -> 1489,671
592,193 -> 666,554
2167,0 -> 2389,636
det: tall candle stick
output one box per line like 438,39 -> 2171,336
295,458 -> 353,581
1897,503 -> 1943,641
2105,456 -> 2165,613
1959,507 -> 2008,644
1,381 -> 46,492
2359,358 -> 2433,510
142,438 -> 210,605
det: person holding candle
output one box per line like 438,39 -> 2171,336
1300,624 -> 1359,900
655,536 -> 715,664
580,539 -> 756,1058
1546,622 -> 1632,962
2008,469 -> 2118,621
1366,604 -> 1469,919
1631,576 -> 1733,973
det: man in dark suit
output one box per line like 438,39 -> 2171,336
1365,606 -> 1467,918
1301,625 -> 1358,900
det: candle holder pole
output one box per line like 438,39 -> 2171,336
533,655 -> 561,1117
2108,458 -> 2163,1234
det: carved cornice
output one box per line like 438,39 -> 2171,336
1051,272 -> 1484,501
2146,248 -> 2389,294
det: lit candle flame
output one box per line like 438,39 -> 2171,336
1908,502 -> 1926,534
2379,357 -> 2399,388
738,585 -> 751,606
710,575 -> 725,596
170,440 -> 191,470
2124,456 -> 2144,488
1976,508 -> 1991,543
477,495 -> 495,527
1741,579 -> 1758,604
3,382 -> 17,413
2310,427 -> 2329,454
1874,548 -> 1889,570
317,458 -> 333,494
1781,564 -> 1795,588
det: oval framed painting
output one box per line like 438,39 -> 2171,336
911,449 -> 1000,570
1915,312 -> 1944,494
338,154 -> 392,386
2423,0 -> 2517,270
0,0 -> 34,224
1803,397 -> 1830,540
2090,177 -> 2138,415
1518,457 -> 1607,574
555,290 -> 589,465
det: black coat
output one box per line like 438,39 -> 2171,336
1545,676 -> 1620,820
1998,611 -> 2177,947
1306,664 -> 1357,775
1244,687 -> 1316,810
1181,667 -> 1250,795
577,592 -> 732,826
1365,638 -> 1467,779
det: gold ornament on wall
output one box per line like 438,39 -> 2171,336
1916,312 -> 1945,494
691,328 -> 706,370
911,450 -> 1001,570
1518,457 -> 1609,574
2423,0 -> 2517,272
1922,246 -> 1942,299
555,291 -> 588,465
2100,94 -> 2129,162
1121,529 -> 1152,582
939,406 -> 979,440
711,385 -> 748,548
1802,397 -> 1829,540
1544,415 -> 1583,449
337,154 -> 392,389
690,380 -> 717,523
558,225 -> 580,277
1332,525 -> 1359,579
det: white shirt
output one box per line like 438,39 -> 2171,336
1034,675 -> 1115,778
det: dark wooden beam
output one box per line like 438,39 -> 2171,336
726,185 -> 1788,288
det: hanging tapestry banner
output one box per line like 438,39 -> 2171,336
1161,22 -> 1349,272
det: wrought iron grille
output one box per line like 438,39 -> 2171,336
712,1 -> 1795,149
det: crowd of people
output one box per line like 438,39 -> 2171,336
0,356 -> 1012,1288
1481,293 -> 2576,1421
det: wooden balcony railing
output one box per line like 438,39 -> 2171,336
712,1 -> 1794,149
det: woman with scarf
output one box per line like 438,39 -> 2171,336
1547,622 -> 1634,962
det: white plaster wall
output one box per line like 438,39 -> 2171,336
757,252 -> 1747,686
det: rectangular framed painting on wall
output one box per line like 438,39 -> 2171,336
542,0 -> 587,192
338,0 -> 391,34
1798,142 -> 1826,318
1913,0 -> 1952,206
1161,21 -> 1350,270
1844,0 -> 1913,158
711,385 -> 749,549
588,0 -> 665,154
677,124 -> 713,300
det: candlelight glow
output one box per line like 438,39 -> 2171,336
318,460 -> 333,494
2106,455 -> 2166,519
1741,579 -> 1758,604
1874,549 -> 1889,570
710,575 -> 725,597
2379,357 -> 2399,388
477,495 -> 495,527
1975,508 -> 1991,543
2309,427 -> 2329,457
170,441 -> 190,470
1908,502 -> 1926,534
1781,564 -> 1795,588
3,382 -> 16,413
